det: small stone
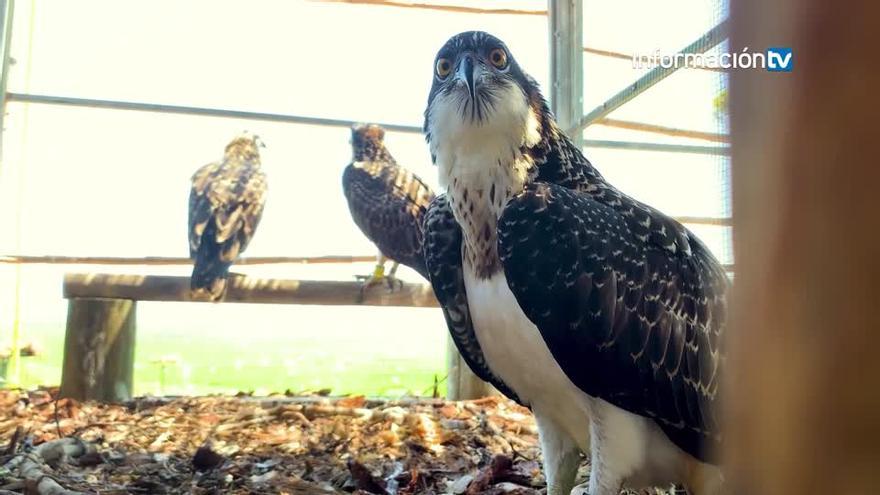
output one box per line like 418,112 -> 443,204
448,474 -> 474,494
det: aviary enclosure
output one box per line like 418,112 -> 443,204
1,0 -> 871,494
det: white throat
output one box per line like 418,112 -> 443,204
426,84 -> 541,277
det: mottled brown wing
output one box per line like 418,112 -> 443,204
342,159 -> 434,279
188,161 -> 221,257
189,158 -> 267,261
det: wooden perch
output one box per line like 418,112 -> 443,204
0,254 -> 376,265
63,273 -> 439,308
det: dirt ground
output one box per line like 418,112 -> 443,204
0,389 -> 562,494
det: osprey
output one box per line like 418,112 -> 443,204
188,132 -> 268,301
423,32 -> 727,495
342,124 -> 435,288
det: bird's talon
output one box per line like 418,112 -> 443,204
386,276 -> 404,292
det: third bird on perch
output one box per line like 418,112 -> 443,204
422,32 -> 728,494
342,124 -> 435,296
188,132 -> 268,301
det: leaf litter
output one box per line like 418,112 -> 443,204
0,388 -> 552,494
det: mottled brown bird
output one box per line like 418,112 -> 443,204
188,132 -> 268,301
342,124 -> 435,291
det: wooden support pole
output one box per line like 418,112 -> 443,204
60,298 -> 136,402
726,0 -> 880,492
445,336 -> 495,400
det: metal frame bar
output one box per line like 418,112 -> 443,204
0,0 -> 17,386
0,0 -> 14,158
8,94 -> 730,156
596,117 -> 729,143
570,18 -> 729,136
6,93 -> 425,134
548,0 -> 584,146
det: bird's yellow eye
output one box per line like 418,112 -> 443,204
436,58 -> 452,78
489,48 -> 508,69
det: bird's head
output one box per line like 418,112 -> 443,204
424,31 -> 546,166
224,131 -> 265,161
350,123 -> 392,162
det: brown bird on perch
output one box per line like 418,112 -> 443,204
188,132 -> 268,301
342,124 -> 435,294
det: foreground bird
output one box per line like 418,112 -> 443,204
342,124 -> 435,289
188,132 -> 268,301
423,32 -> 728,495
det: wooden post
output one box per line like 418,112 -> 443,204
726,0 -> 880,492
445,336 -> 495,400
60,298 -> 136,402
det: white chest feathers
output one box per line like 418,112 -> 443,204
463,272 -> 720,493
426,83 -> 542,278
463,270 -> 592,451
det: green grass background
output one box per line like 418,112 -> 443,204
7,304 -> 448,398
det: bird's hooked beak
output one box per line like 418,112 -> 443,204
456,53 -> 477,102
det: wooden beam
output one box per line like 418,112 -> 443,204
726,0 -> 880,493
63,273 -> 439,308
675,216 -> 732,226
307,0 -> 547,16
60,298 -> 137,402
595,117 -> 730,143
0,254 -> 377,265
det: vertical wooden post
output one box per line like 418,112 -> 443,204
446,336 -> 495,400
60,298 -> 136,402
726,0 -> 880,492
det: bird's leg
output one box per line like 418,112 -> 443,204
535,412 -> 582,495
356,253 -> 387,283
356,253 -> 388,302
587,414 -> 628,495
384,262 -> 404,291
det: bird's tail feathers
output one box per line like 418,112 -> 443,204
190,255 -> 232,302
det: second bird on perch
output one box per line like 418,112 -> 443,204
342,124 -> 435,296
188,132 -> 268,301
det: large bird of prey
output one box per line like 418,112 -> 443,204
188,132 -> 267,301
342,124 -> 435,289
423,32 -> 728,495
